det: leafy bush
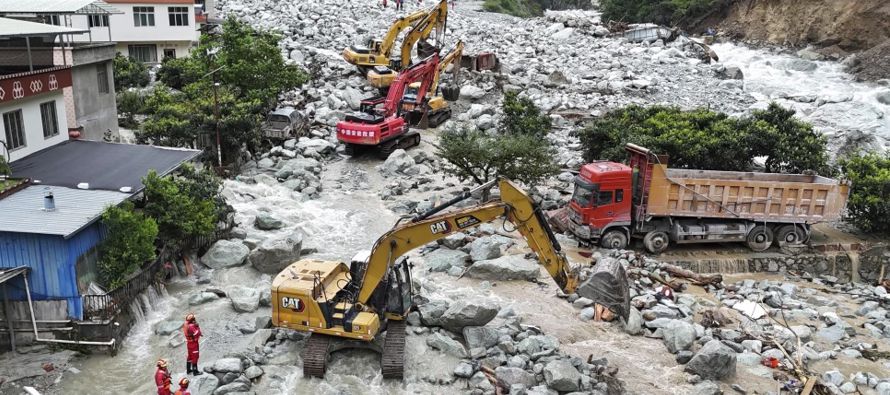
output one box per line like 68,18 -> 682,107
600,0 -> 717,26
156,56 -> 203,91
577,103 -> 830,174
98,202 -> 158,289
0,155 -> 10,176
116,90 -> 144,129
839,152 -> 890,234
142,169 -> 220,249
438,92 -> 558,186
483,0 -> 591,17
112,53 -> 149,91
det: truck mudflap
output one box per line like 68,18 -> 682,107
575,258 -> 631,321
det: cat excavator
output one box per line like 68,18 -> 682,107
401,39 -> 463,128
342,7 -> 428,72
271,178 -> 631,380
366,0 -> 449,90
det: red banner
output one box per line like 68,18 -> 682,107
0,66 -> 72,105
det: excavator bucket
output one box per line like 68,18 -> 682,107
575,258 -> 631,321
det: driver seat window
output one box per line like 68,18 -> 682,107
596,191 -> 613,206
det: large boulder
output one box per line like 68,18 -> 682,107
275,157 -> 321,179
495,366 -> 536,388
460,85 -> 486,100
189,292 -> 220,306
227,286 -> 261,313
418,299 -> 451,326
463,326 -> 501,350
662,320 -> 696,353
467,236 -> 510,262
685,340 -> 737,380
440,299 -> 499,333
190,374 -> 220,395
254,212 -> 285,230
201,240 -> 249,269
624,307 -> 643,335
155,319 -> 183,336
249,231 -> 303,274
213,382 -> 250,395
295,137 -> 336,155
544,359 -> 581,392
423,248 -> 469,272
381,149 -> 416,175
466,255 -> 540,281
209,358 -> 243,373
426,331 -> 468,357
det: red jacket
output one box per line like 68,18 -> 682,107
155,368 -> 171,395
186,322 -> 202,343
174,386 -> 191,395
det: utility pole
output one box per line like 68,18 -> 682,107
213,81 -> 221,167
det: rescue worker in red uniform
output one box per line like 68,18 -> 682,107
174,377 -> 191,395
184,313 -> 203,375
155,359 -> 172,395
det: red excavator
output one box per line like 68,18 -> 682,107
337,52 -> 443,158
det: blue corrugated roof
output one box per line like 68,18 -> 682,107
0,186 -> 127,238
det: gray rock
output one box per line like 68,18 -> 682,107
572,297 -> 594,309
839,382 -> 856,393
439,232 -> 469,249
717,66 -> 744,80
876,90 -> 890,105
857,301 -> 879,316
468,236 -> 509,261
662,320 -> 696,353
676,350 -> 694,364
440,299 -> 499,332
822,370 -> 844,386
875,286 -> 888,296
579,307 -> 596,321
210,358 -> 243,373
254,212 -> 285,230
816,325 -> 845,343
427,332 -> 468,357
466,255 -> 540,281
741,340 -> 762,354
418,299 -> 451,326
190,373 -> 220,395
460,85 -> 486,100
155,320 -> 183,336
543,359 -> 580,392
189,292 -> 220,306
424,248 -> 469,272
381,149 -> 416,175
201,240 -> 250,269
213,382 -> 250,395
244,365 -> 263,380
689,381 -> 720,395
464,326 -> 501,350
624,307 -> 642,335
876,382 -> 890,395
495,366 -> 536,388
227,286 -> 261,313
249,231 -> 303,274
454,361 -> 476,378
685,340 -> 737,380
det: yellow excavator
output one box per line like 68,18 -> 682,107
341,7 -> 428,72
271,179 -> 630,379
367,0 -> 449,90
401,40 -> 464,128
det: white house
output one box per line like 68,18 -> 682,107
70,0 -> 201,63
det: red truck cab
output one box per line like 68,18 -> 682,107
568,161 -> 633,248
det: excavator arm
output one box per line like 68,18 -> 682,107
383,53 -> 440,116
430,40 -> 463,97
355,179 -> 580,305
398,0 -> 448,70
378,9 -> 428,60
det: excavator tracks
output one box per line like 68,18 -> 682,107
381,320 -> 406,379
302,333 -> 332,378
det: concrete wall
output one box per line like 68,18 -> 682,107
114,41 -> 193,63
0,93 -> 69,162
70,3 -> 199,44
70,44 -> 119,141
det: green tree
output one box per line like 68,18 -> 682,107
438,92 -> 558,186
112,53 -> 150,91
577,104 -> 829,174
0,156 -> 10,176
142,170 -> 218,249
839,151 -> 890,234
98,202 -> 158,289
600,0 -> 717,26
116,90 -> 144,129
482,0 -> 592,17
155,56 -> 203,91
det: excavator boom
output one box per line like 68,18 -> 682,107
341,4 -> 432,68
398,0 -> 448,70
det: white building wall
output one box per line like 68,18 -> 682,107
0,93 -> 69,162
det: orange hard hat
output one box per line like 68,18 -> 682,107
185,313 -> 195,322
157,359 -> 167,368
179,377 -> 190,387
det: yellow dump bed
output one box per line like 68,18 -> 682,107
645,164 -> 849,224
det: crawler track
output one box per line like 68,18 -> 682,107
302,333 -> 332,378
381,320 -> 406,379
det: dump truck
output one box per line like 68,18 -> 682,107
567,144 -> 850,253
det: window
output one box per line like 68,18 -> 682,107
40,102 -> 59,138
128,44 -> 158,63
3,110 -> 26,150
595,191 -> 613,207
571,183 -> 594,207
133,6 -> 155,27
163,49 -> 176,59
168,6 -> 189,26
42,15 -> 61,26
616,189 -> 624,203
89,14 -> 109,27
97,64 -> 109,93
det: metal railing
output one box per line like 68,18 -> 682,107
82,249 -> 166,321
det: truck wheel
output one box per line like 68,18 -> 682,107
643,231 -> 670,254
746,225 -> 774,252
776,225 -> 807,247
600,230 -> 628,250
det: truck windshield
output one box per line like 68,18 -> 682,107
571,183 -> 596,207
267,115 -> 290,129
